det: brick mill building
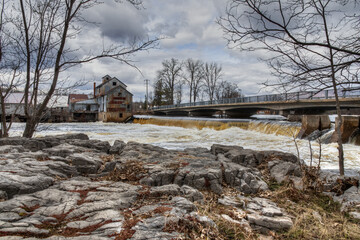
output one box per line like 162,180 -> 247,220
94,75 -> 133,122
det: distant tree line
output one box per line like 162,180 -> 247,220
151,58 -> 242,106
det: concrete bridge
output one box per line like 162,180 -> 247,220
152,90 -> 360,118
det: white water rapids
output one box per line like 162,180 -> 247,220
8,118 -> 360,174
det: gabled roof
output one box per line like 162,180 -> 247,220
95,76 -> 127,89
44,95 -> 68,108
4,93 -> 27,104
106,85 -> 133,96
68,94 -> 89,103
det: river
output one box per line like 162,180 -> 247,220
8,116 -> 360,173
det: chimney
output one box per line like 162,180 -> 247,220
93,82 -> 96,98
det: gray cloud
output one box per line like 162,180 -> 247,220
63,0 -> 276,102
83,1 -> 148,42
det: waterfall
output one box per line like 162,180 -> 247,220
133,116 -> 301,137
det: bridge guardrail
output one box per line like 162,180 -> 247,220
152,89 -> 360,110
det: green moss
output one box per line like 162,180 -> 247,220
284,228 -> 305,239
217,221 -> 246,240
310,193 -> 341,213
18,212 -> 28,217
268,180 -> 283,191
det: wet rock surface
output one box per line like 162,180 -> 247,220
0,134 -> 354,239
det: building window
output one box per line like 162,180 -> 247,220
127,104 -> 131,111
119,113 -> 123,118
113,82 -> 116,86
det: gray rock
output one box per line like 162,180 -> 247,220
221,160 -> 268,194
180,185 -> 203,202
0,133 -> 89,152
0,145 -> 26,154
0,172 -> 53,198
190,212 -> 216,228
150,184 -> 181,197
170,197 -> 196,212
43,143 -> 91,158
103,161 -> 116,173
247,214 -> 293,231
67,139 -> 111,153
349,211 -> 360,219
261,151 -> 299,164
333,186 -> 360,212
174,168 -> 223,194
211,144 -> 244,155
268,160 -> 302,184
234,195 -> 293,232
218,196 -> 244,208
0,179 -> 140,239
0,190 -> 7,201
109,140 -> 126,154
67,153 -> 103,174
140,169 -> 176,187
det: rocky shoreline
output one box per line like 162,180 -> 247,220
0,134 -> 359,239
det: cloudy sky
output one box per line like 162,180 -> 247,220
66,0 -> 274,102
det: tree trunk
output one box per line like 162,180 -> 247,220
321,4 -> 345,176
333,90 -> 345,175
0,97 -> 8,137
23,116 -> 37,138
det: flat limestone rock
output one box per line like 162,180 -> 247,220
0,134 -> 310,239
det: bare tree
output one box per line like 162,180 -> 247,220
215,80 -> 242,100
5,0 -> 158,138
219,0 -> 360,175
203,62 -> 222,103
183,58 -> 204,103
175,80 -> 185,105
152,77 -> 166,106
0,68 -> 23,138
0,0 -> 24,137
157,58 -> 182,105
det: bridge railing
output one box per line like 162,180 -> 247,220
152,89 -> 360,110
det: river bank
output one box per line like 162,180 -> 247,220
0,134 -> 359,239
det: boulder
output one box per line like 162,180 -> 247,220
0,172 -> 53,198
67,139 -> 111,153
0,133 -> 89,152
268,160 -> 302,184
240,196 -> 293,232
67,153 -> 103,174
109,140 -> 126,154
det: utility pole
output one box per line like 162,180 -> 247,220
144,79 -> 150,111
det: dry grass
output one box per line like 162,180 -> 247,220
264,185 -> 360,240
189,190 -> 258,240
98,160 -> 147,183
177,184 -> 360,240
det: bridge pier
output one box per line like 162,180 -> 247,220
331,116 -> 360,144
297,115 -> 331,138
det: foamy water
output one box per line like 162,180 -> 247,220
8,120 -> 360,173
